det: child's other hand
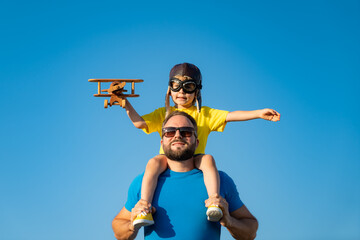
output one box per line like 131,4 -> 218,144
260,108 -> 280,122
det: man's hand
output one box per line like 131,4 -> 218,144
130,199 -> 156,225
205,194 -> 232,227
259,108 -> 280,122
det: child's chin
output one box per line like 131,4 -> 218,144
176,99 -> 189,104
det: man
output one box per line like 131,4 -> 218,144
112,111 -> 258,240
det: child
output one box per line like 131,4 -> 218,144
124,63 -> 280,228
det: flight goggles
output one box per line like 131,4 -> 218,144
169,79 -> 199,94
162,127 -> 196,138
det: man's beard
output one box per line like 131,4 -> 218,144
163,139 -> 196,161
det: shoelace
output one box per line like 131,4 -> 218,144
138,211 -> 148,217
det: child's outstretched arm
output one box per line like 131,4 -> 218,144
124,99 -> 148,129
226,108 -> 280,122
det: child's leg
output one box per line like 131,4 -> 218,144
194,154 -> 223,222
134,155 -> 168,228
194,154 -> 220,197
141,155 -> 168,205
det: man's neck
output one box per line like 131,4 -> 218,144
166,158 -> 195,172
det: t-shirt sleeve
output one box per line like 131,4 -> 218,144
124,174 -> 143,212
141,108 -> 166,134
206,107 -> 229,132
219,171 -> 244,212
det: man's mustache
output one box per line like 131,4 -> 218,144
170,139 -> 187,145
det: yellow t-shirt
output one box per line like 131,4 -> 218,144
141,106 -> 229,154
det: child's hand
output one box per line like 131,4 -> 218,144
259,108 -> 280,122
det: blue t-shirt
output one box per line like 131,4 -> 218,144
125,169 -> 244,240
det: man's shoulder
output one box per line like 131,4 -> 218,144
129,172 -> 144,190
218,170 -> 231,180
218,170 -> 238,190
135,172 -> 145,181
129,170 -> 234,189
218,170 -> 244,211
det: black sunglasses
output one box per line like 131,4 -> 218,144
169,79 -> 198,94
162,127 -> 196,138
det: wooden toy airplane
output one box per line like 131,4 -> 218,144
88,79 -> 143,108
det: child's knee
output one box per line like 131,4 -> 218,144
147,155 -> 167,168
195,154 -> 217,168
202,154 -> 215,161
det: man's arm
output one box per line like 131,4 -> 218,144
112,200 -> 155,240
224,205 -> 258,240
206,194 -> 258,240
112,207 -> 138,240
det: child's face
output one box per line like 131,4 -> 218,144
170,75 -> 196,108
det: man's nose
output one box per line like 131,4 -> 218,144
174,129 -> 182,138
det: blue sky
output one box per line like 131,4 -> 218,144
1,1 -> 359,239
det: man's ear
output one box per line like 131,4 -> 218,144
196,138 -> 199,147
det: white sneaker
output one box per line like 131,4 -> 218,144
206,205 -> 223,222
